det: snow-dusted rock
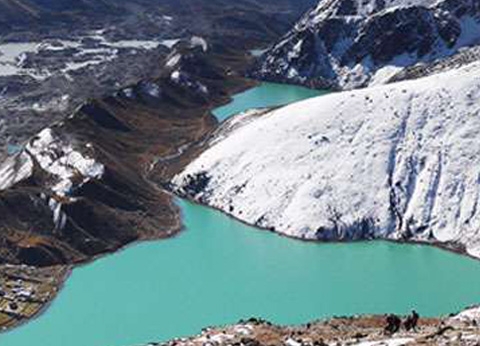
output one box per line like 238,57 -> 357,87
0,127 -> 104,196
166,53 -> 182,68
253,0 -> 480,90
0,126 -> 104,232
0,152 -> 33,190
140,82 -> 162,98
171,70 -> 209,95
174,61 -> 480,258
351,338 -> 414,346
452,306 -> 480,323
190,36 -> 208,52
24,127 -> 104,196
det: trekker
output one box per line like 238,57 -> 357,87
404,310 -> 419,331
385,314 -> 401,334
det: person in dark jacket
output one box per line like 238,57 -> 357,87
385,314 -> 401,334
404,310 -> 419,331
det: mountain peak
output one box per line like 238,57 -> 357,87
311,0 -> 439,18
253,0 -> 480,90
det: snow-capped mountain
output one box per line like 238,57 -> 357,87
252,0 -> 480,90
173,60 -> 480,259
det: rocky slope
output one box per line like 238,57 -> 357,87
173,60 -> 480,259
144,307 -> 480,346
0,0 -> 315,162
252,0 -> 480,90
0,39 -> 254,266
0,0 -> 315,38
0,39 -> 263,329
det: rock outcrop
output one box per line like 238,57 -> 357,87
144,307 -> 480,346
252,0 -> 480,90
0,41 -> 250,267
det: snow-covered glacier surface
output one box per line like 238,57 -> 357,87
174,61 -> 480,258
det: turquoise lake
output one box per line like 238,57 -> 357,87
213,82 -> 326,121
1,82 -> 480,346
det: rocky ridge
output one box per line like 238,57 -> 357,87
0,39 -> 251,266
252,0 -> 480,90
145,306 -> 480,346
0,37 -> 259,329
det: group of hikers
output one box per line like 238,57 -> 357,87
385,310 -> 419,334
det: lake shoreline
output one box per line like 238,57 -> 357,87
176,192 -> 477,261
0,266 -> 71,335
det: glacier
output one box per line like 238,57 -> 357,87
174,60 -> 480,259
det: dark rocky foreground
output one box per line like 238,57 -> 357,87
146,308 -> 480,346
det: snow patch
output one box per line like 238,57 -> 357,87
170,70 -> 208,95
142,82 -> 161,98
352,338 -> 414,346
161,39 -> 180,49
452,306 -> 480,323
26,128 -> 104,196
122,87 -> 134,98
190,36 -> 208,52
166,53 -> 181,68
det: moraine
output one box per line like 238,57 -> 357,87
1,83 -> 480,346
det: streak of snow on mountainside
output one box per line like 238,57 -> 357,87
308,0 -> 439,18
174,61 -> 480,258
0,152 -> 33,190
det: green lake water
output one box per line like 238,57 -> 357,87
213,82 -> 326,122
1,82 -> 480,346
